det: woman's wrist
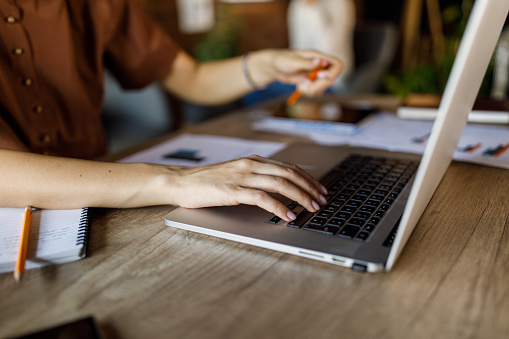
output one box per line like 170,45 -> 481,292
145,164 -> 186,207
244,49 -> 277,89
103,162 -> 184,208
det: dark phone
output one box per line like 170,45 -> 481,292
14,316 -> 104,339
273,100 -> 375,124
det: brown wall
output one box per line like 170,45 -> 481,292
140,0 -> 292,57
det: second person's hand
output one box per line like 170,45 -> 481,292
248,49 -> 344,97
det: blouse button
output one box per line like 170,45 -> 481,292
13,48 -> 24,55
40,134 -> 51,143
23,78 -> 33,86
33,105 -> 43,114
5,16 -> 17,24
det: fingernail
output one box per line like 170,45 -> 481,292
319,194 -> 327,204
312,200 -> 320,211
312,57 -> 320,65
320,185 -> 328,195
317,71 -> 327,79
287,210 -> 297,220
301,79 -> 311,90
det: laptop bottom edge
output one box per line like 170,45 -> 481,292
164,218 -> 387,273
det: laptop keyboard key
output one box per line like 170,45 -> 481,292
304,223 -> 340,235
269,216 -> 281,224
336,211 -> 352,220
367,217 -> 381,227
360,206 -> 376,213
317,211 -> 334,219
323,204 -> 340,212
355,231 -> 370,242
287,201 -> 299,210
340,205 -> 357,213
330,198 -> 346,206
288,210 -> 313,228
351,194 -> 368,202
358,189 -> 372,196
363,223 -> 377,233
309,217 -> 328,226
354,211 -> 371,220
338,225 -> 361,238
346,199 -> 362,208
365,199 -> 380,207
348,218 -> 367,227
327,218 -> 347,227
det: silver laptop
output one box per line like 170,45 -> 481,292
165,0 -> 508,272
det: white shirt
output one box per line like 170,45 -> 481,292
287,0 -> 356,91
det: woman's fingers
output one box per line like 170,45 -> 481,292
296,50 -> 344,76
279,50 -> 342,75
232,187 -> 298,222
174,155 -> 328,221
275,50 -> 343,96
242,171 -> 323,214
245,155 -> 327,196
219,156 -> 328,218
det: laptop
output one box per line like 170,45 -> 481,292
165,0 -> 509,272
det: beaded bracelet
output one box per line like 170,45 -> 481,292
241,53 -> 265,90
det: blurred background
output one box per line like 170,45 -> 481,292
103,0 -> 509,152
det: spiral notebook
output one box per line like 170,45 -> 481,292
0,207 -> 92,273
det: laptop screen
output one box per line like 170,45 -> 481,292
386,0 -> 509,270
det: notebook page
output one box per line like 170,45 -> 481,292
0,208 -> 88,273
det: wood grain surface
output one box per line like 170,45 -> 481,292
1,97 -> 508,339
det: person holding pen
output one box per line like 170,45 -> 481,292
0,0 -> 342,222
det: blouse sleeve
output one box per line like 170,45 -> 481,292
104,0 -> 181,89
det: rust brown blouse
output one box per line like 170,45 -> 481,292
0,0 -> 180,158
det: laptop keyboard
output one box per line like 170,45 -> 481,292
269,155 -> 418,242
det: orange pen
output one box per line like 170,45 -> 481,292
287,63 -> 327,106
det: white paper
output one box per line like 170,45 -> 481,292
250,107 -> 359,137
119,134 -> 286,167
397,107 -> 509,124
311,112 -> 509,169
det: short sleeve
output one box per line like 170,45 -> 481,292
104,0 -> 180,89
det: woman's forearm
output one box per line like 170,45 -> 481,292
0,150 -> 327,222
162,50 -> 266,105
0,149 -> 178,209
162,49 -> 342,105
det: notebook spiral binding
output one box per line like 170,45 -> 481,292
76,208 -> 93,257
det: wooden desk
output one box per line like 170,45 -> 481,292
2,99 -> 509,338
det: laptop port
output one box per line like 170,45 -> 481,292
332,257 -> 347,265
351,263 -> 368,272
298,251 -> 324,259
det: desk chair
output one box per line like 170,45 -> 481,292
342,23 -> 399,94
101,72 -> 175,153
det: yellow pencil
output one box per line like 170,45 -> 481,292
14,206 -> 32,283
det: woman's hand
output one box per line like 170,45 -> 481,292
170,155 -> 328,222
0,150 -> 326,220
249,49 -> 344,97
